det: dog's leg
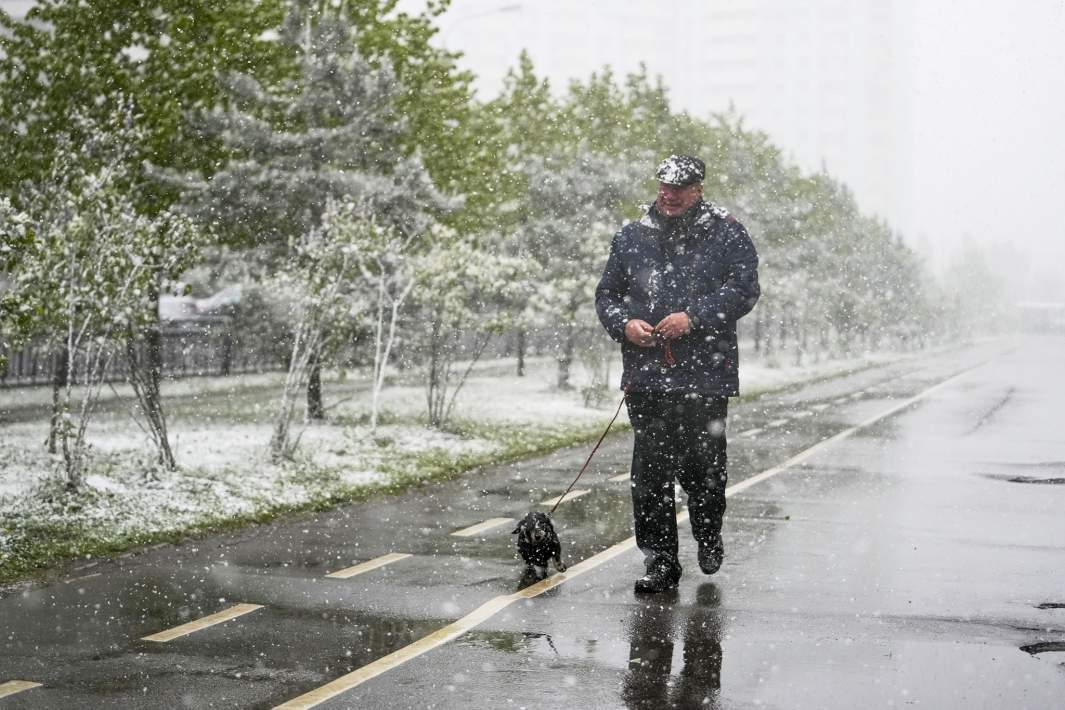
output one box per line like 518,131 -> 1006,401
553,549 -> 567,573
533,564 -> 547,579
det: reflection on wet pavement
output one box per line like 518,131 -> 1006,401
623,584 -> 723,710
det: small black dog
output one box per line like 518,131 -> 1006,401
512,511 -> 566,579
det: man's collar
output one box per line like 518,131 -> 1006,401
641,200 -> 705,231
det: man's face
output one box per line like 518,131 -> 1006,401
656,181 -> 703,217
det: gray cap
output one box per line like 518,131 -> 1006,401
655,154 -> 705,186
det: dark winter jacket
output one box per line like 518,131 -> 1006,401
595,199 -> 760,395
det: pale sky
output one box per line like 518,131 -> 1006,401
423,0 -> 1065,297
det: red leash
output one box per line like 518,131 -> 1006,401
662,340 -> 676,367
546,338 -> 676,516
548,392 -> 629,516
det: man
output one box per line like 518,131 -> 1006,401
595,154 -> 760,593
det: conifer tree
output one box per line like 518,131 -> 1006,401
158,7 -> 452,454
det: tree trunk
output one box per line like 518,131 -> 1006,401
220,326 -> 233,376
779,307 -> 788,356
515,327 -> 526,377
763,305 -> 774,359
47,343 -> 69,454
556,323 -> 574,390
126,336 -> 176,471
115,278 -> 177,472
146,278 -> 163,391
271,321 -> 318,461
426,319 -> 445,427
306,352 -> 324,420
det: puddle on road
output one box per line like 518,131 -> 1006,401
1020,641 -> 1065,655
460,629 -> 564,656
1036,602 -> 1065,609
981,473 -> 1065,485
1006,476 -> 1065,485
979,460 -> 1065,485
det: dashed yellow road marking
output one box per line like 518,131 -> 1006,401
608,472 -> 630,482
271,533 -> 650,710
0,681 -> 42,699
141,603 -> 264,643
271,360 -> 987,709
450,518 -> 514,537
539,489 -> 591,507
326,553 -> 412,579
740,427 -> 763,437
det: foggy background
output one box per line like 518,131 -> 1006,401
399,0 -> 1065,301
4,0 -> 1063,301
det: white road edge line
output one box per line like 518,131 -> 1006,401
451,518 -> 515,538
0,681 -> 42,700
141,603 -> 264,643
271,361 -> 987,710
326,553 -> 412,579
539,489 -> 591,507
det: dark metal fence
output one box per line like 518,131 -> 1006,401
0,318 -> 289,388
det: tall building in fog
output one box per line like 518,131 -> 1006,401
435,0 -> 911,223
682,0 -> 910,223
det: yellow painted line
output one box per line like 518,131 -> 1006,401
539,489 -> 591,507
141,603 -> 264,643
451,517 -> 514,537
725,365 -> 979,499
272,534 -> 649,710
271,360 -> 986,709
608,472 -> 630,482
326,553 -> 412,579
0,681 -> 42,699
740,427 -> 763,437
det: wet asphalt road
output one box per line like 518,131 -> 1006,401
2,336 -> 1064,709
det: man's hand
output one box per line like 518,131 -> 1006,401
654,312 -> 691,341
624,319 -> 657,347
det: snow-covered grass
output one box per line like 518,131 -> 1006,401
0,348 -> 903,584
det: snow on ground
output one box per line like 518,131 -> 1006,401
0,348 -> 907,564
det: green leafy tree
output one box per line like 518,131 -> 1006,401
0,108 -> 200,486
0,0 -> 289,444
0,0 -> 289,192
411,235 -> 535,428
265,198 -> 370,460
519,149 -> 643,389
320,0 -> 499,231
159,8 -> 454,425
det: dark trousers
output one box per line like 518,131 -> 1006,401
626,392 -> 728,573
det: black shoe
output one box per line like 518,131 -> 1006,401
698,535 -> 724,575
634,565 -> 680,594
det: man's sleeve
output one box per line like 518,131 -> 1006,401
686,221 -> 760,332
595,231 -> 630,343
